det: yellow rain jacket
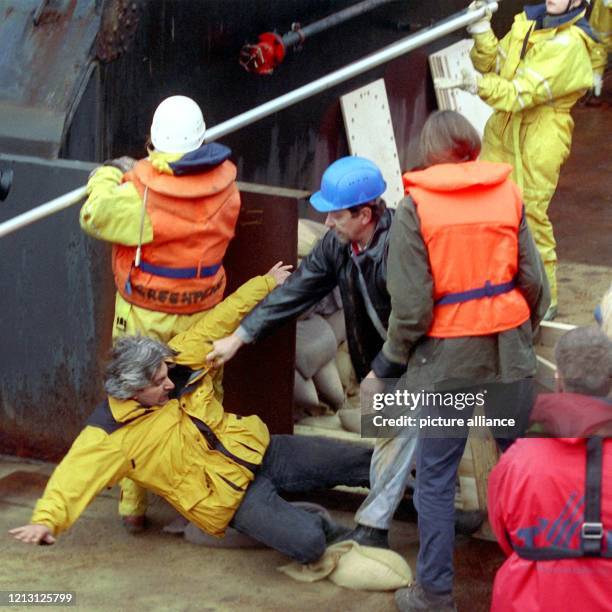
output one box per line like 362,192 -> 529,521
80,146 -> 240,343
30,274 -> 276,537
470,4 -> 601,306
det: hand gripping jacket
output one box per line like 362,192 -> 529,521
113,158 -> 240,315
403,161 -> 530,338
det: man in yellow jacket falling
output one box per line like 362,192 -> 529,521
9,268 -> 371,563
439,0 -> 605,320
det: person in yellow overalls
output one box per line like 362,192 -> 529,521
80,95 -> 244,531
439,0 -> 605,319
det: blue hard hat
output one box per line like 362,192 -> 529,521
310,156 -> 386,212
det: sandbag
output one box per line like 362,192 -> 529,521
293,370 -> 320,415
296,315 -> 338,379
336,342 -> 358,396
278,541 -> 413,591
337,407 -> 361,434
313,360 -> 345,412
325,308 -> 346,344
330,543 -> 413,590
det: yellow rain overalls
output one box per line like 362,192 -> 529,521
470,5 -> 603,307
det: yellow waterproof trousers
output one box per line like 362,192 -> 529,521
481,106 -> 574,306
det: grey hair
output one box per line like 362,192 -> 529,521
104,335 -> 176,399
555,326 -> 612,397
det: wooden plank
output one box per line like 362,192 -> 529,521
340,79 -> 404,209
538,320 -> 577,349
468,432 -> 499,512
429,39 -> 493,137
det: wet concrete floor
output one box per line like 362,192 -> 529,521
0,457 -> 503,612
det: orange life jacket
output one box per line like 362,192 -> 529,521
113,159 -> 240,314
403,161 -> 531,338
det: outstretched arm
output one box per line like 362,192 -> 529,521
169,262 -> 291,368
10,427 -> 130,543
205,263 -> 292,366
230,231 -> 340,343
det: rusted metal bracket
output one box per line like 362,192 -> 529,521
96,0 -> 142,62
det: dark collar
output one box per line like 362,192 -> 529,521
168,142 -> 231,176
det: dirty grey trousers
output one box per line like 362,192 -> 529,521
230,434 -> 371,563
354,431 -> 418,529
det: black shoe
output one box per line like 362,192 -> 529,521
343,524 -> 390,548
395,583 -> 457,612
320,516 -> 353,546
454,509 -> 484,536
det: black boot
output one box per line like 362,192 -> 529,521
395,583 -> 457,612
320,516 -> 353,546
343,524 -> 390,548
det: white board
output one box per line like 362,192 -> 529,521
429,39 -> 493,138
340,79 -> 404,209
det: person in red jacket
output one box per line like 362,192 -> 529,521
488,325 -> 612,612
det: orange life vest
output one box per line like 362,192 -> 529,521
113,159 -> 240,315
403,161 -> 531,338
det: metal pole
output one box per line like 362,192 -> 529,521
281,0 -> 394,49
0,2 -> 498,239
0,186 -> 87,239
205,2 -> 498,142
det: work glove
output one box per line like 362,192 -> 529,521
103,156 -> 137,174
435,68 -> 481,95
466,0 -> 493,35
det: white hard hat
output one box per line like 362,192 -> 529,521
150,95 -> 206,154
